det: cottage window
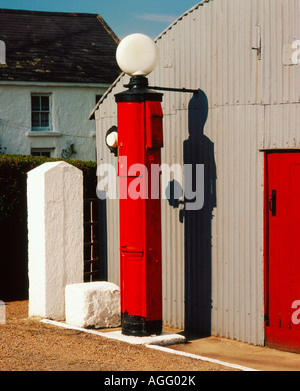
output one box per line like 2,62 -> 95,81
31,148 -> 53,157
31,94 -> 51,130
96,94 -> 103,104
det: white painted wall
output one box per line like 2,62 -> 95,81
0,82 -> 108,161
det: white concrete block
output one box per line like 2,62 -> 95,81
65,282 -> 121,329
27,161 -> 83,320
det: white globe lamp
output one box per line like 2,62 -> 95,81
106,131 -> 118,148
116,33 -> 159,76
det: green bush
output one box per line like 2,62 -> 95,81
0,154 -> 97,300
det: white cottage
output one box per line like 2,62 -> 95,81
91,0 -> 300,352
0,9 -> 120,161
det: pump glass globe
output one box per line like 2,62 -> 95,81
116,33 -> 159,76
106,131 -> 118,148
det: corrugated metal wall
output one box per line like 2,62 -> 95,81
94,0 -> 300,345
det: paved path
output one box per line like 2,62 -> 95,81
169,334 -> 300,371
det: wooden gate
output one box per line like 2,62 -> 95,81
84,198 -> 106,282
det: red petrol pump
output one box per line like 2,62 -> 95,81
113,34 -> 163,336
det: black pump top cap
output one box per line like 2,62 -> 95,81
115,75 -> 163,103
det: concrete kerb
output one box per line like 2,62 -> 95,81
40,319 -> 259,371
40,318 -> 185,346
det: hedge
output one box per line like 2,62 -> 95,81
0,154 -> 97,301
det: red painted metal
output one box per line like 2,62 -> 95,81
265,152 -> 300,352
116,94 -> 163,336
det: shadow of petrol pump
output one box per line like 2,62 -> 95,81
166,89 -> 216,336
183,89 -> 216,336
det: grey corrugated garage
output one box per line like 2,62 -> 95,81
90,0 -> 300,349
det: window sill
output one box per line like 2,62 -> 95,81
26,131 -> 62,137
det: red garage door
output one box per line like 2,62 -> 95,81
265,152 -> 300,352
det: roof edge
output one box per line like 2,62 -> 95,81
154,0 -> 210,42
0,8 -> 98,17
96,14 -> 120,45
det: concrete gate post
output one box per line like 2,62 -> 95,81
27,161 -> 83,320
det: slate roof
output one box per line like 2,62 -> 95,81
0,9 -> 121,83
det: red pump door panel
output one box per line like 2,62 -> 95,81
265,152 -> 300,352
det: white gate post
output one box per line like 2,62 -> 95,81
27,161 -> 83,320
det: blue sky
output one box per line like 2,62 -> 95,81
0,0 -> 200,39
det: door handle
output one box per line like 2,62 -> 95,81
269,190 -> 277,216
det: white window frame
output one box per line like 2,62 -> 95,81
31,93 -> 52,131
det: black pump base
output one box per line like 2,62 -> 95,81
121,313 -> 162,336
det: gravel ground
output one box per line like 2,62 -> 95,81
0,301 -> 239,372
